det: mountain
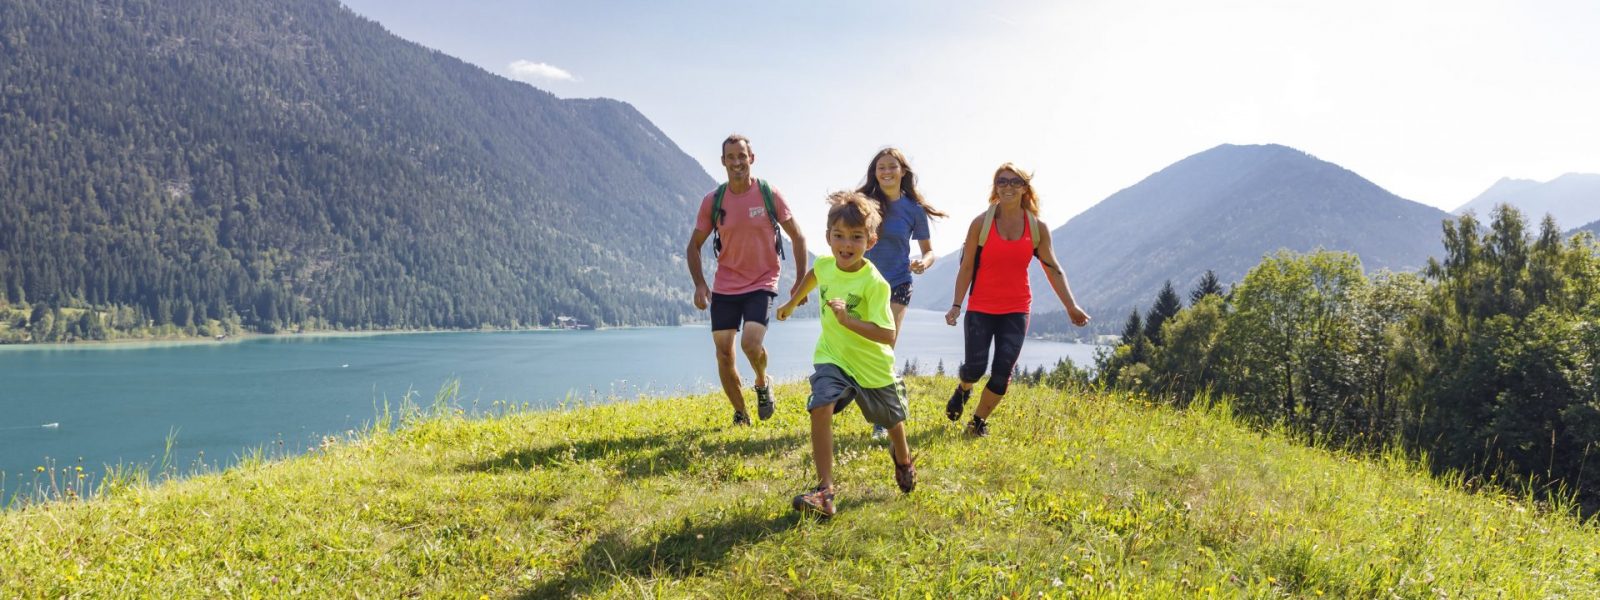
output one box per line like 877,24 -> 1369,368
1574,219 -> 1600,237
916,144 -> 1452,325
1455,174 -> 1600,232
0,0 -> 717,332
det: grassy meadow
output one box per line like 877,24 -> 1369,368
2,377 -> 1598,598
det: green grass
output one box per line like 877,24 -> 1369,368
2,377 -> 1598,598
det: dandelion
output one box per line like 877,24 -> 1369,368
1267,576 -> 1277,584
36,466 -> 45,472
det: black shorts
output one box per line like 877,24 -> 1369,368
959,311 -> 1030,396
889,281 -> 913,306
710,290 -> 776,331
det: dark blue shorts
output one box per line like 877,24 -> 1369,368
710,290 -> 776,331
889,281 -> 913,306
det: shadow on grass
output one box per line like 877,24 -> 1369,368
460,429 -> 806,481
513,510 -> 796,598
513,494 -> 891,598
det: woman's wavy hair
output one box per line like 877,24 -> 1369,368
988,162 -> 1040,216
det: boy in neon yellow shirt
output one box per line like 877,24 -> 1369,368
776,191 -> 915,517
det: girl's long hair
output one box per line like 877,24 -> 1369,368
856,148 -> 948,232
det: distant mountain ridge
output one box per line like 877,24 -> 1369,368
916,144 -> 1452,324
0,0 -> 715,332
1455,174 -> 1600,232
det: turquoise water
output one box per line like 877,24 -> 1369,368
0,309 -> 1097,502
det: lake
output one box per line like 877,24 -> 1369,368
0,309 -> 1098,502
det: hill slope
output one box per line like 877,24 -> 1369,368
0,0 -> 715,330
917,144 -> 1451,321
1576,219 -> 1600,237
1456,174 -> 1600,231
3,378 -> 1596,597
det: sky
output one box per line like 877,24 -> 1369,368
338,0 -> 1600,254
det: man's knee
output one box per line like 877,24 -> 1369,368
740,336 -> 765,356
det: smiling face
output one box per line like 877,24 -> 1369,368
721,139 -> 753,182
874,154 -> 905,192
993,169 -> 1026,204
828,222 -> 876,271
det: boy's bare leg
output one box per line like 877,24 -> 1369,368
889,303 -> 907,348
741,322 -> 769,389
888,422 -> 911,465
712,330 -> 747,414
810,404 -> 835,489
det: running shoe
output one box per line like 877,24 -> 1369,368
891,449 -> 916,493
945,386 -> 971,422
755,385 -> 775,421
871,424 -> 889,439
965,415 -> 989,438
733,410 -> 751,426
792,485 -> 836,517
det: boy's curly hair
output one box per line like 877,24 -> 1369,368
826,190 -> 882,232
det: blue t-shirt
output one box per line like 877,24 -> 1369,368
863,195 -> 932,287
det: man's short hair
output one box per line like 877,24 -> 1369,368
722,134 -> 752,155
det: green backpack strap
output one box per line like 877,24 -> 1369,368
711,183 -> 729,257
757,179 -> 784,259
710,180 -> 784,259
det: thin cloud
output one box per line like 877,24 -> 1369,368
507,60 -> 577,83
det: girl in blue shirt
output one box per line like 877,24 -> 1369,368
858,147 -> 947,437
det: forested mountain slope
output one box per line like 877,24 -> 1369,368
0,0 -> 716,333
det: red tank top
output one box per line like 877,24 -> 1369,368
968,216 -> 1033,314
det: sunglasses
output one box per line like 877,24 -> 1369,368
993,177 -> 1026,188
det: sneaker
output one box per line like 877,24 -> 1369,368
946,386 -> 971,422
871,424 -> 888,439
965,415 -> 989,438
891,449 -> 916,493
755,385 -> 775,421
792,485 -> 836,517
733,410 -> 751,426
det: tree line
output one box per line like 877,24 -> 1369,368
1089,206 -> 1600,507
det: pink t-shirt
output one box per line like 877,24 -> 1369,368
694,180 -> 793,295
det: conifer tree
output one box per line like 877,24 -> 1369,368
1190,270 -> 1225,304
1144,281 -> 1183,346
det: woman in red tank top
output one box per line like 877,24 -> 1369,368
942,163 -> 1092,437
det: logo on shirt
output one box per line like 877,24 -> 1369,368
846,293 -> 862,318
749,206 -> 767,219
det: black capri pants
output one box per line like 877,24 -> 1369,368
958,311 -> 1029,396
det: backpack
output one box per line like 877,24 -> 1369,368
966,204 -> 1044,295
976,203 -> 1043,250
711,179 -> 785,259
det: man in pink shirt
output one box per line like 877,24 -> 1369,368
686,135 -> 809,425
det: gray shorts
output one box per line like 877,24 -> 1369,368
806,363 -> 908,428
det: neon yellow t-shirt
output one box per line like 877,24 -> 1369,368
812,256 -> 897,389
